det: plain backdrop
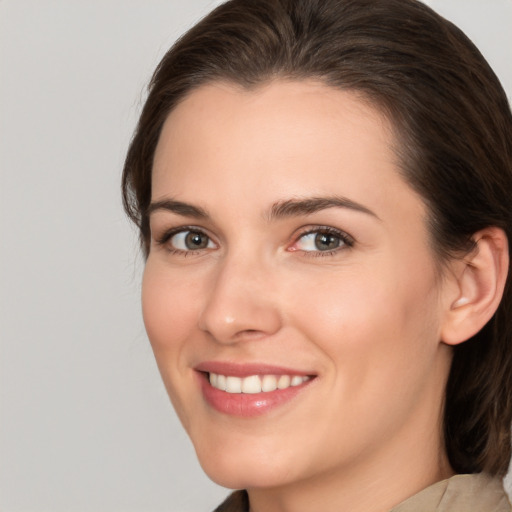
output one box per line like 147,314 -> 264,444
0,1 -> 511,511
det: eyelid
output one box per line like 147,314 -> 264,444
288,225 -> 355,254
154,225 -> 217,253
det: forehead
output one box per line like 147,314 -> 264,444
155,80 -> 393,157
151,79 -> 424,226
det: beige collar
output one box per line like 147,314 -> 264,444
215,473 -> 511,512
391,473 -> 511,512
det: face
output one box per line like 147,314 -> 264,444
143,80 -> 454,492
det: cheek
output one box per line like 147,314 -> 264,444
141,261 -> 199,351
141,262 -> 200,396
286,259 -> 442,386
286,266 -> 401,343
141,260 -> 207,430
281,262 -> 445,456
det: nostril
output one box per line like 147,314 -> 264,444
233,329 -> 268,341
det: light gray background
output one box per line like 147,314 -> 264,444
0,1 -> 511,511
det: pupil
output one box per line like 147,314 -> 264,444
185,232 -> 207,249
315,233 -> 340,250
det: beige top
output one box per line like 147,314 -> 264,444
214,473 -> 512,512
392,473 -> 511,512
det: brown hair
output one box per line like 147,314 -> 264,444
122,0 -> 512,475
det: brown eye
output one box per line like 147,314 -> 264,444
169,230 -> 215,251
314,232 -> 341,251
184,231 -> 209,249
295,229 -> 349,253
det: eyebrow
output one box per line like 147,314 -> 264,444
267,196 -> 380,221
147,195 -> 379,221
147,199 -> 209,219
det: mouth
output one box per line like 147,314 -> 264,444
195,362 -> 316,417
208,372 -> 311,393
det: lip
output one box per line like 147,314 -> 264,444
195,361 -> 314,377
195,361 -> 316,417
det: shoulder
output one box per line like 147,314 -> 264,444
391,473 -> 512,512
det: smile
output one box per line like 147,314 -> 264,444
209,373 -> 311,393
196,363 -> 315,417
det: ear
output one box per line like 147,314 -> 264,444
441,227 -> 509,346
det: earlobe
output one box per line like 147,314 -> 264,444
441,227 -> 509,346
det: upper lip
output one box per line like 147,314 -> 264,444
195,361 -> 315,378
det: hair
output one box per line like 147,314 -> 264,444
122,0 -> 512,475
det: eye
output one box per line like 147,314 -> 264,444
291,227 -> 353,254
159,228 -> 216,253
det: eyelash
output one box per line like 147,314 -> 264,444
290,226 -> 354,258
154,225 -> 354,257
155,226 -> 215,256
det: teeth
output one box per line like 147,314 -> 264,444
241,375 -> 261,394
291,376 -> 304,386
208,373 -> 310,393
277,375 -> 291,389
261,375 -> 277,392
217,374 -> 226,391
226,376 -> 242,393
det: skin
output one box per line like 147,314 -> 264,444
143,80 -> 459,512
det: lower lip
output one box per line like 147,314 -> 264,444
199,373 -> 312,417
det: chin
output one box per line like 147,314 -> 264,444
202,463 -> 292,490
195,440 -> 299,490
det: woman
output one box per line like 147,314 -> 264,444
122,0 -> 512,510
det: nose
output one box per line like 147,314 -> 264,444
198,253 -> 282,344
